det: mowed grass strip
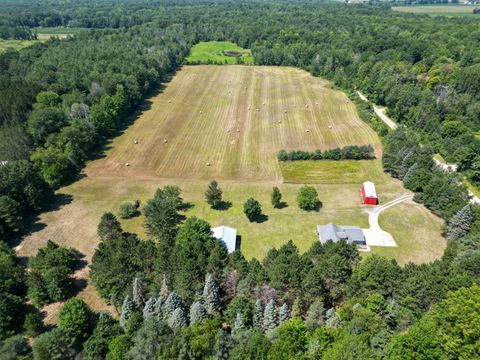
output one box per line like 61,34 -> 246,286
185,41 -> 254,64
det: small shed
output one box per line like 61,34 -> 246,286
362,181 -> 378,205
212,226 -> 237,253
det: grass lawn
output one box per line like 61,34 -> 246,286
17,65 -> 445,317
371,201 -> 445,265
392,5 -> 480,17
185,41 -> 254,64
465,178 -> 480,198
0,39 -> 41,52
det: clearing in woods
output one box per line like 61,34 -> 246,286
184,41 -> 254,64
18,65 -> 445,317
392,5 -> 480,17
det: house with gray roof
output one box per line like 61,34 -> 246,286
316,223 -> 366,246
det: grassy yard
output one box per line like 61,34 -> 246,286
392,5 -> 480,17
185,41 -> 254,64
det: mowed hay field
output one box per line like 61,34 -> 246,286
18,65 -> 445,315
392,5 -> 480,17
87,65 -> 381,181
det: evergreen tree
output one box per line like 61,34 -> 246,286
203,274 -> 220,314
234,312 -> 245,330
168,308 -> 187,333
214,329 -> 235,360
253,300 -> 263,329
120,295 -> 136,330
190,301 -> 209,324
305,300 -> 325,328
143,297 -> 157,320
243,198 -> 262,222
162,292 -> 184,320
446,205 -> 473,240
325,308 -> 341,328
403,162 -> 418,186
271,186 -> 282,208
160,274 -> 169,300
278,303 -> 290,324
132,277 -> 145,309
154,297 -> 164,320
97,212 -> 122,241
205,180 -> 223,208
263,299 -> 278,331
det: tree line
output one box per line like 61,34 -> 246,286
277,145 -> 375,162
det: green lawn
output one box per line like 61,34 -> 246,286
0,39 -> 40,52
280,160 -> 385,184
465,178 -> 480,198
392,5 -> 480,17
185,41 -> 254,64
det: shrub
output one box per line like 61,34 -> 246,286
271,187 -> 282,208
243,198 -> 262,222
118,200 -> 140,219
297,185 -> 320,211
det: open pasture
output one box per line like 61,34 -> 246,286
392,5 -> 480,17
185,41 -> 254,64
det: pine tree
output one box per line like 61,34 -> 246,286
168,307 -> 187,333
214,329 -> 235,360
263,299 -> 278,331
132,277 -> 145,309
446,205 -> 473,240
120,295 -> 136,330
271,186 -> 282,208
97,212 -> 122,241
234,312 -> 245,330
325,308 -> 341,328
305,300 -> 325,328
203,274 -> 220,314
160,274 -> 169,300
154,297 -> 164,319
190,301 -> 209,324
403,162 -> 418,185
205,180 -> 223,208
163,292 -> 184,320
143,297 -> 157,320
278,303 -> 290,324
253,299 -> 263,328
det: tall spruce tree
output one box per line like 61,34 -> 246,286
214,329 -> 235,360
203,274 -> 220,314
325,308 -> 341,328
253,300 -> 263,329
132,277 -> 146,309
446,205 -> 473,240
120,296 -> 136,330
234,312 -> 245,330
162,292 -> 184,320
271,187 -> 282,208
205,180 -> 223,208
278,303 -> 290,324
168,308 -> 187,333
189,301 -> 209,324
143,297 -> 157,320
263,299 -> 278,331
97,212 -> 122,241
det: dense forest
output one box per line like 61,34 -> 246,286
0,0 -> 480,358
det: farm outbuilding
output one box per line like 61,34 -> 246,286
362,181 -> 378,205
211,226 -> 237,253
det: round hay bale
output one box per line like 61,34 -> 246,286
168,100 -> 171,103
306,129 -> 310,132
284,110 -> 287,114
206,162 -> 211,166
125,162 -> 130,167
227,129 -> 230,132
328,125 -> 332,129
236,129 -> 240,132
200,110 -> 203,114
278,120 -> 281,123
164,139 -> 168,143
134,140 -> 138,144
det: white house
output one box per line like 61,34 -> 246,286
211,226 -> 237,253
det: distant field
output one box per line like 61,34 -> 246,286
185,41 -> 254,64
392,5 -> 480,17
18,65 -> 445,315
0,27 -> 84,53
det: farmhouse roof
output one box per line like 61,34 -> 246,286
362,181 -> 377,198
211,226 -> 237,253
316,223 -> 365,245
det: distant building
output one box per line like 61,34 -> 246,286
362,181 -> 378,205
211,226 -> 237,253
316,223 -> 366,245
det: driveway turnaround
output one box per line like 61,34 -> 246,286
362,194 -> 413,248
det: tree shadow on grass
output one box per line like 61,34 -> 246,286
179,202 -> 194,211
213,200 -> 232,211
253,213 -> 269,223
275,201 -> 288,209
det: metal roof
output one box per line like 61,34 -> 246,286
316,223 -> 366,245
211,226 -> 237,253
362,181 -> 377,198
